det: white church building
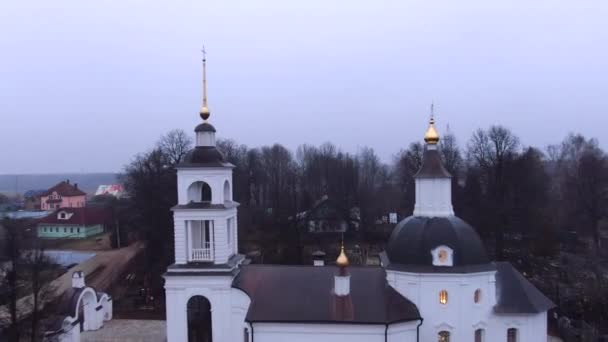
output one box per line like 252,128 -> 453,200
164,53 -> 555,342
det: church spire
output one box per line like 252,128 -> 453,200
200,46 -> 210,121
424,102 -> 439,145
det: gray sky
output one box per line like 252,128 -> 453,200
1,0 -> 607,174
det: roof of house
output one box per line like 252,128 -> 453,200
41,181 -> 86,197
232,265 -> 421,325
38,207 -> 111,226
494,262 -> 556,314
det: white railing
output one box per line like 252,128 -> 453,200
190,242 -> 212,261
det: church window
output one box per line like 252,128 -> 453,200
438,331 -> 450,342
243,327 -> 249,342
475,328 -> 484,342
507,328 -> 518,342
474,289 -> 482,303
439,290 -> 448,305
431,245 -> 454,266
201,183 -> 212,202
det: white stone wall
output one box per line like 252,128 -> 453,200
165,275 -> 250,342
387,270 -> 548,342
177,168 -> 233,205
413,177 -> 454,217
253,322 -> 418,342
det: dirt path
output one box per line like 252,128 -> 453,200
0,241 -> 145,321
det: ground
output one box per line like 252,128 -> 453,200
0,241 -> 144,322
80,319 -> 166,342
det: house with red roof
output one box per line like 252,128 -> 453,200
40,180 -> 86,210
37,207 -> 110,239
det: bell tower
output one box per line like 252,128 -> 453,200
164,49 -> 247,342
172,47 -> 239,265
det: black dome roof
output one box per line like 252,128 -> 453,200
195,122 -> 217,132
178,146 -> 233,168
386,216 -> 490,269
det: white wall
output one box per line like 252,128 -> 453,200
253,323 -> 399,342
173,208 -> 237,264
165,275 -> 250,342
177,168 -> 233,205
387,270 -> 548,342
413,177 -> 454,217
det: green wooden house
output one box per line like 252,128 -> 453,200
37,207 -> 110,239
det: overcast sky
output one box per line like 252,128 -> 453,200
1,0 -> 607,174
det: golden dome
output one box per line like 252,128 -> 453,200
336,245 -> 349,267
424,117 -> 440,144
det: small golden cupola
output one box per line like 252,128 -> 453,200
424,103 -> 440,145
200,46 -> 211,121
336,243 -> 349,268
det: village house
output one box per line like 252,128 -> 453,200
40,180 -> 86,210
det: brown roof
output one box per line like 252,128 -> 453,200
232,265 -> 421,325
38,207 -> 111,226
42,181 -> 86,197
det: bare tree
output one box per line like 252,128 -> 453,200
551,134 -> 608,250
157,129 -> 193,166
1,218 -> 23,342
439,130 -> 463,177
467,126 -> 520,259
24,245 -> 56,342
393,142 -> 424,214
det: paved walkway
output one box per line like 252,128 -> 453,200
81,319 -> 166,342
0,241 -> 145,321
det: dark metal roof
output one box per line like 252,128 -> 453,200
178,146 -> 234,168
194,122 -> 217,133
494,262 -> 555,314
172,201 -> 239,210
414,148 -> 451,179
385,216 -> 490,271
38,207 -> 111,226
232,265 -> 421,324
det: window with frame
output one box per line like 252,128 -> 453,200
507,328 -> 518,342
474,288 -> 482,303
475,328 -> 484,342
439,290 -> 448,305
438,331 -> 450,342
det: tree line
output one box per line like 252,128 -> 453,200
122,126 -> 608,264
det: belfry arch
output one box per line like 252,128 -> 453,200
187,295 -> 212,342
187,181 -> 212,203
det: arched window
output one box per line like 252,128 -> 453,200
438,331 -> 450,342
223,180 -> 231,202
187,295 -> 212,342
474,289 -> 482,303
187,181 -> 213,203
475,328 -> 484,342
201,183 -> 212,202
439,290 -> 448,305
507,328 -> 518,342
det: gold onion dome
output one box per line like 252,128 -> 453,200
336,245 -> 349,267
200,106 -> 210,121
424,117 -> 440,144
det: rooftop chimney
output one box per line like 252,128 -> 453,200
72,271 -> 85,288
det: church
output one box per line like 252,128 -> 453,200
164,53 -> 555,342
